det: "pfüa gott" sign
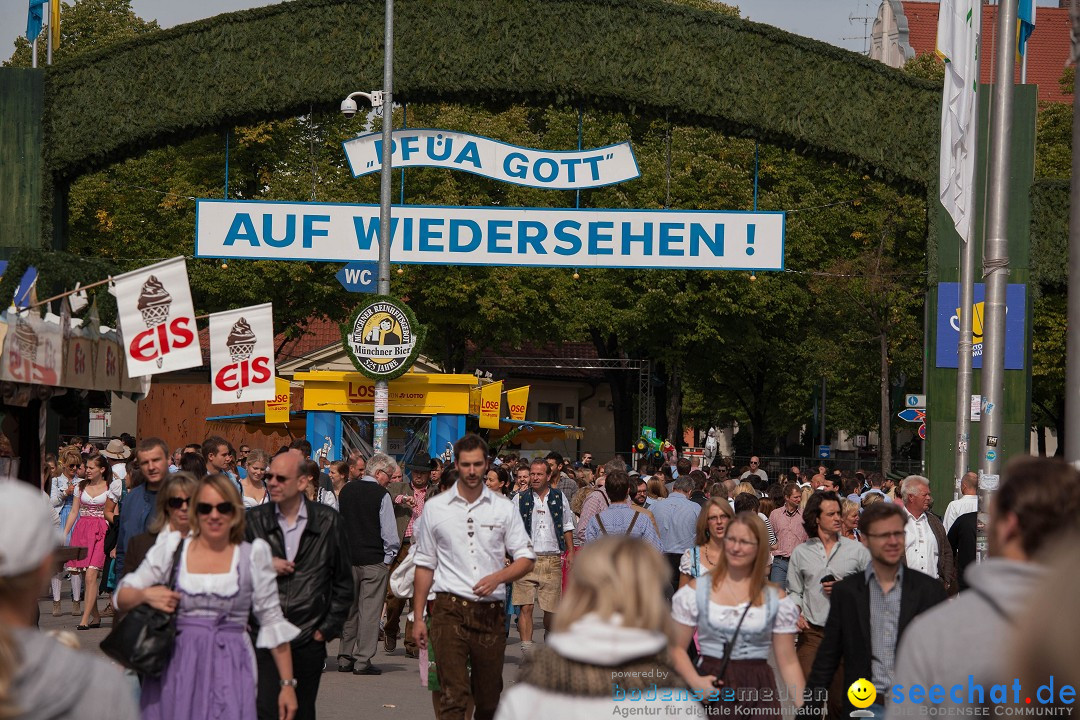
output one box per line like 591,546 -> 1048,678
342,129 -> 639,190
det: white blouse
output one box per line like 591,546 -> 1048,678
115,530 -> 300,649
671,583 -> 800,634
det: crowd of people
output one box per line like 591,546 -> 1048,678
2,435 -> 1078,720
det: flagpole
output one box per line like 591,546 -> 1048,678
372,0 -> 394,455
31,36 -> 37,68
977,0 -> 1019,562
1020,52 -> 1027,85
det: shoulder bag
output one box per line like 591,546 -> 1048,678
100,537 -> 185,677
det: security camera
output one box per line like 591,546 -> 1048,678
340,97 -> 358,118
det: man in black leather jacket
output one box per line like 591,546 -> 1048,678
246,451 -> 353,720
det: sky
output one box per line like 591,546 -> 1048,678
1,0 -> 1062,63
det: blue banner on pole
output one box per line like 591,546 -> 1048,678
335,261 -> 378,293
935,282 -> 1026,369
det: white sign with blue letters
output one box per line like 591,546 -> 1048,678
194,199 -> 785,271
342,129 -> 640,190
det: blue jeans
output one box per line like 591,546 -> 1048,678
770,556 -> 790,587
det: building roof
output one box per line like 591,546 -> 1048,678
901,1 -> 1072,103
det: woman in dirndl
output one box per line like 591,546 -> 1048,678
61,454 -> 116,629
115,473 -> 299,720
670,512 -> 805,717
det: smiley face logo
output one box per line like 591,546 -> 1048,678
848,678 -> 877,709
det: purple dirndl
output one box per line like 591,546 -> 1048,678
141,542 -> 257,720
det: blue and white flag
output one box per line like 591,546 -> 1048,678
27,0 -> 46,42
1017,0 -> 1036,59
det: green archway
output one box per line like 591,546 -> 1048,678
42,0 -> 940,184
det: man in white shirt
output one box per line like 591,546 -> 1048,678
900,475 -> 956,595
739,456 -> 768,483
942,471 -> 978,533
413,435 -> 535,720
512,458 -> 575,656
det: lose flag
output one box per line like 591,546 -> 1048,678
936,0 -> 981,244
27,0 -> 45,42
50,0 -> 60,51
1017,0 -> 1036,59
479,381 -> 502,430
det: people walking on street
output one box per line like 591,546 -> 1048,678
582,470 -> 662,550
650,477 -> 701,591
241,448 -> 271,507
121,472 -> 198,584
337,453 -> 400,675
886,457 -> 1080,720
114,438 -> 171,582
49,448 -> 83,616
787,490 -> 869,715
246,450 -> 353,720
496,535 -> 699,720
115,474 -> 300,720
676,496 -> 735,587
670,512 -> 804,715
899,475 -> 956,595
513,457 -> 575,657
412,434 -> 536,720
942,471 -> 978,533
768,484 -> 807,586
60,454 -> 116,629
805,502 -> 947,719
384,451 -> 432,658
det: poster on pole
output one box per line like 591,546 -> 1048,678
209,303 -> 276,403
935,283 -> 1026,369
113,257 -> 200,376
479,381 -> 503,430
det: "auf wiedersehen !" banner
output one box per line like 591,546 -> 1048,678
342,129 -> 640,190
195,200 -> 785,271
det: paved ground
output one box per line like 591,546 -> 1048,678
38,588 -> 530,720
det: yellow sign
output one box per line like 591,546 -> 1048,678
847,679 -> 877,709
298,371 -> 473,415
479,380 -> 503,430
469,386 -> 481,416
952,300 -> 986,344
506,386 -> 529,421
264,377 -> 291,423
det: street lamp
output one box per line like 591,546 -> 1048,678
340,0 -> 394,454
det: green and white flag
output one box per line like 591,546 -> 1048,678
937,0 -> 981,243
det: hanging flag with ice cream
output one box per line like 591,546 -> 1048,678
209,303 -> 275,404
113,257 -> 200,376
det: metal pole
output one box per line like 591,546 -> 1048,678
954,193 -> 977,499
1065,1 -> 1080,464
1020,51 -> 1027,86
32,36 -> 38,68
373,0 -> 394,455
977,0 -> 1018,561
820,377 -> 827,447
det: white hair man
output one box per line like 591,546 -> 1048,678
899,475 -> 955,595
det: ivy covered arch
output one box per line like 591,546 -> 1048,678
42,0 -> 940,185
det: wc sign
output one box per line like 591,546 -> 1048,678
336,261 -> 378,293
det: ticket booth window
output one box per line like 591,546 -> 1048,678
341,414 -> 430,467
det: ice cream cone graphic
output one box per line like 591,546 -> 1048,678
226,318 -> 256,398
14,320 -> 37,364
137,275 -> 172,368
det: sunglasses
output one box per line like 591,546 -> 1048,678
66,463 -> 78,469
167,497 -> 190,509
196,502 -> 236,516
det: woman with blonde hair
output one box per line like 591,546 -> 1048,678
495,536 -> 699,719
670,512 -> 804,714
116,474 -> 299,720
240,449 -> 270,508
49,448 -> 83,616
61,455 -> 116,629
677,497 -> 735,587
840,498 -> 860,541
733,481 -> 756,498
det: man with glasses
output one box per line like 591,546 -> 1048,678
337,453 -> 400,675
246,452 -> 353,720
740,456 -> 768,483
899,475 -> 956,595
804,503 -> 946,719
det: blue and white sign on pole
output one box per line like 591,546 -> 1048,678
335,261 -> 378,293
818,445 -> 832,459
195,199 -> 785,271
343,129 -> 640,190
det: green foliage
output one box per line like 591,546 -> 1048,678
902,53 -> 945,84
36,0 -> 940,186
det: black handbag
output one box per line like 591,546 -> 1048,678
100,537 -> 185,677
